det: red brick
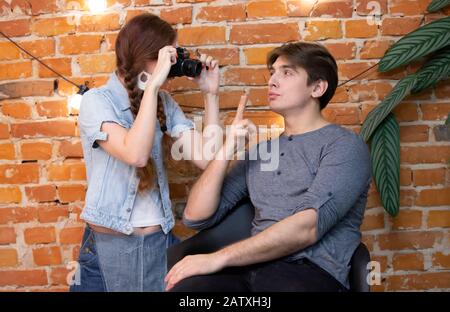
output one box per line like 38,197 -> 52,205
0,61 -> 33,80
50,267 -> 70,286
32,17 -> 76,36
361,213 -> 385,231
223,67 -> 270,86
0,227 -> 16,244
196,48 -> 240,66
304,20 -> 342,41
0,248 -> 18,267
420,103 -> 450,121
416,187 -> 450,206
389,0 -> 431,16
324,42 -> 356,60
78,13 -> 120,32
11,120 -> 77,138
59,227 -> 84,244
37,205 -> 69,223
0,143 -> 15,160
77,53 -> 116,75
24,226 -> 56,244
0,269 -> 47,286
428,210 -> 450,228
393,252 -> 424,271
25,185 -> 57,203
47,162 -> 86,181
19,39 -> 55,59
390,210 -> 422,230
0,187 -> 22,204
0,18 -> 31,37
58,140 -> 83,158
59,34 -> 103,55
432,252 -> 450,269
345,20 -> 378,38
230,23 -> 300,44
381,17 -> 422,36
360,40 -> 394,59
178,26 -> 226,46
33,246 -> 62,266
322,105 -> 360,125
378,231 -> 443,250
413,169 -> 446,186
36,100 -> 69,118
0,80 -> 54,98
160,7 -> 192,24
0,164 -> 39,184
196,4 -> 245,22
400,146 -> 450,164
57,184 -> 86,203
20,142 -> 53,160
0,207 -> 37,224
1,101 -> 32,119
386,272 -> 450,290
246,0 -> 287,18
244,47 -> 276,65
0,42 -> 21,60
400,125 -> 429,142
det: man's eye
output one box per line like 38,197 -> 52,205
269,71 -> 274,76
284,70 -> 291,76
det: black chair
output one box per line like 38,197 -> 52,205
167,199 -> 371,292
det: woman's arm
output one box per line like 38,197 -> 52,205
98,46 -> 177,167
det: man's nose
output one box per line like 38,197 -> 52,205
268,73 -> 278,88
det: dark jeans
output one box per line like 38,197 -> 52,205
69,225 -> 106,292
170,258 -> 348,292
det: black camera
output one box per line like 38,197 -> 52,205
168,47 -> 202,78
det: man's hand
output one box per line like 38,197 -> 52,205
164,253 -> 227,291
221,93 -> 256,159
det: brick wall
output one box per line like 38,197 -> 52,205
0,0 -> 449,291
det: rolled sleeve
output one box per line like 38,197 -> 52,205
162,91 -> 195,138
78,90 -> 124,148
182,159 -> 249,230
293,134 -> 371,240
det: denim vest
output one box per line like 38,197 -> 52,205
78,73 -> 194,235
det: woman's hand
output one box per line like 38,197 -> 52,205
192,53 -> 219,95
148,46 -> 177,91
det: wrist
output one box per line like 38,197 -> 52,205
203,92 -> 219,102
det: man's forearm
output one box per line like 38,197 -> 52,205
214,209 -> 318,267
183,144 -> 231,221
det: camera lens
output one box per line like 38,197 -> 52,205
181,59 -> 202,77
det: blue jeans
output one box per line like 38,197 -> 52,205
69,225 -> 180,292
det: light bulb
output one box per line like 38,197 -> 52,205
88,0 -> 107,13
69,93 -> 83,110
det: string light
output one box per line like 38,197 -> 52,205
0,31 -> 89,109
88,0 -> 107,13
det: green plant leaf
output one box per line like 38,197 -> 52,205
411,45 -> 450,93
379,17 -> 450,72
371,113 -> 400,217
428,0 -> 450,12
446,112 -> 450,126
360,75 -> 416,142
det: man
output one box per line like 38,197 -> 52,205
165,42 -> 371,292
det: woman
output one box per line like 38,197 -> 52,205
70,13 -> 221,292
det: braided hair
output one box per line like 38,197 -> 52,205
115,13 -> 176,192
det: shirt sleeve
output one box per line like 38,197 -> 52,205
293,133 -> 372,241
78,89 -> 125,149
162,91 -> 195,138
183,158 -> 249,230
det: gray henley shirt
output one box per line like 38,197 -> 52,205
184,123 -> 372,289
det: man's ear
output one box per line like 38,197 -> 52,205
311,80 -> 328,99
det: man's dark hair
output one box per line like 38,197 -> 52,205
267,42 -> 338,110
